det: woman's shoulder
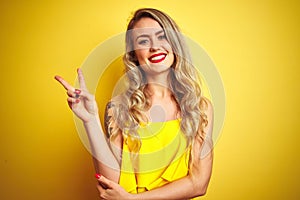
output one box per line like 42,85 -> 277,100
106,94 -> 123,107
104,96 -> 121,115
104,96 -> 121,134
201,96 -> 213,116
197,96 -> 214,138
200,96 -> 214,138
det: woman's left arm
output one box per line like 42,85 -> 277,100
97,100 -> 214,200
132,99 -> 214,200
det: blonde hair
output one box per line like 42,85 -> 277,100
107,8 -> 208,154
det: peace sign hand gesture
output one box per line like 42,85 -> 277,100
55,68 -> 99,123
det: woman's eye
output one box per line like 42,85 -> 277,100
158,35 -> 167,40
138,39 -> 149,45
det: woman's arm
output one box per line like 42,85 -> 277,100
83,115 -> 121,182
133,99 -> 214,199
97,99 -> 214,200
55,68 -> 121,183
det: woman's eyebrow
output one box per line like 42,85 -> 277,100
155,30 -> 164,36
136,34 -> 149,41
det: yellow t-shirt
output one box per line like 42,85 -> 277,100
119,119 -> 190,193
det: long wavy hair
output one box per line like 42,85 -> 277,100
108,8 -> 208,155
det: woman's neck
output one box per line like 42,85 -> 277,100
146,83 -> 172,99
145,81 -> 180,122
145,71 -> 172,98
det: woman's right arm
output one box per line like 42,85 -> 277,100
55,68 -> 120,183
83,114 -> 121,182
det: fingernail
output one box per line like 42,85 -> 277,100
95,173 -> 101,179
75,99 -> 80,103
75,89 -> 81,94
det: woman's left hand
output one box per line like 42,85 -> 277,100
96,175 -> 133,200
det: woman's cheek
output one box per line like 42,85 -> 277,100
135,49 -> 148,65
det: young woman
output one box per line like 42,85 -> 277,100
55,8 -> 213,200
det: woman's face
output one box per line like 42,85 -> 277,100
132,17 -> 174,76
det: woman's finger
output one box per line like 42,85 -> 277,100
67,89 -> 81,98
97,175 -> 113,189
54,75 -> 74,91
66,89 -> 94,102
96,184 -> 108,200
67,97 -> 80,104
77,68 -> 87,90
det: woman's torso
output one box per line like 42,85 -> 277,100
119,119 -> 190,193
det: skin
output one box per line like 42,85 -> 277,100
55,17 -> 213,200
133,17 -> 174,80
133,17 -> 178,122
55,69 -> 121,182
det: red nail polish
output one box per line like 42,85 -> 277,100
95,173 -> 101,179
75,89 -> 81,94
75,99 -> 80,103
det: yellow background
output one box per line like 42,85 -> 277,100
0,0 -> 299,199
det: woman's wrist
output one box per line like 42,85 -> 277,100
83,114 -> 100,125
127,193 -> 138,200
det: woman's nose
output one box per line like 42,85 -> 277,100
150,39 -> 161,52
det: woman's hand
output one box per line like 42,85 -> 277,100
55,68 -> 99,123
96,175 -> 133,200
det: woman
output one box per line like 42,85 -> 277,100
55,8 -> 213,200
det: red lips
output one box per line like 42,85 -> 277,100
148,53 -> 167,63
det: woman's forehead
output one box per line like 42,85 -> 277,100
131,18 -> 163,36
133,17 -> 161,29
131,27 -> 164,37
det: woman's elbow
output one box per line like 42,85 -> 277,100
201,187 -> 208,196
195,185 -> 208,197
192,179 -> 209,197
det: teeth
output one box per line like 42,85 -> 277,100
150,55 -> 165,61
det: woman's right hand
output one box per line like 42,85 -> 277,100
55,68 -> 99,123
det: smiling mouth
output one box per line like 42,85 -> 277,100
148,53 -> 167,63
